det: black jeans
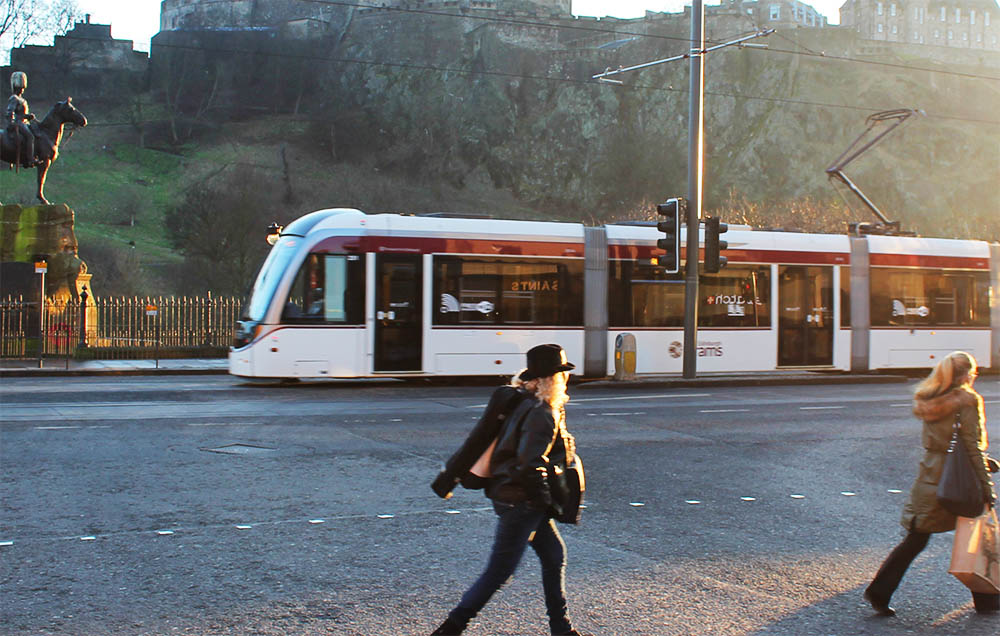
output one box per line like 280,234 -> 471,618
868,530 -> 999,612
448,501 -> 571,634
867,530 -> 931,601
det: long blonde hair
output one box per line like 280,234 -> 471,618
914,351 -> 977,400
511,370 -> 570,410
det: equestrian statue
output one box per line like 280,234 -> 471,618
2,71 -> 88,204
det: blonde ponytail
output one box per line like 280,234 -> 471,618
914,351 -> 977,400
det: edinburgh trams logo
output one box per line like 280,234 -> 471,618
669,341 -> 683,358
440,294 -> 495,315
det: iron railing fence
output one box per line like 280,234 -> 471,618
0,295 -> 243,360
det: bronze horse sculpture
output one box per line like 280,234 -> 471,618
1,98 -> 87,204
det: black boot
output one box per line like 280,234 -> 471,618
864,588 -> 896,617
430,617 -> 466,635
973,592 -> 1000,614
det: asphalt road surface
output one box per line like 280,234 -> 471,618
1,375 -> 998,635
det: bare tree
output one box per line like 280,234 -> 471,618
1,0 -> 80,64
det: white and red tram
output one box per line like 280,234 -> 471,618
229,208 -> 999,379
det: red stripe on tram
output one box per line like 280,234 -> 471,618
869,253 -> 989,269
314,235 -> 585,257
607,245 -> 850,265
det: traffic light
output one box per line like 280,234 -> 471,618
656,197 -> 685,274
704,216 -> 728,273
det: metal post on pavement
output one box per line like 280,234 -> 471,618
34,259 -> 47,368
682,0 -> 705,379
78,287 -> 89,348
146,303 -> 159,369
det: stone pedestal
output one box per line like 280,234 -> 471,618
0,204 -> 93,303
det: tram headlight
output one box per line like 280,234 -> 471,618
266,222 -> 283,246
232,321 -> 265,348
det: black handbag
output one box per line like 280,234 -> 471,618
937,416 -> 985,518
547,456 -> 585,525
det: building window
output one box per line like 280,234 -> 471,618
890,3 -> 896,17
934,29 -> 939,38
955,8 -> 961,23
963,31 -> 968,40
770,4 -> 780,20
986,11 -> 991,26
891,24 -> 897,34
948,29 -> 954,39
971,9 -> 975,25
877,22 -> 884,32
977,33 -> 982,42
877,2 -> 883,16
914,31 -> 919,39
941,7 -> 947,21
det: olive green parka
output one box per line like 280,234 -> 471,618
900,385 -> 993,533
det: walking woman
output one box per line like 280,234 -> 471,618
431,344 -> 590,636
865,351 -> 998,616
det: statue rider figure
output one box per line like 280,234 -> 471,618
7,71 -> 40,168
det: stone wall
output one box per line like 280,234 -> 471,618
2,16 -> 147,104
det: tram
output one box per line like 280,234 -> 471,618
229,208 -> 999,379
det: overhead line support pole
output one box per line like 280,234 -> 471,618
682,0 -> 705,379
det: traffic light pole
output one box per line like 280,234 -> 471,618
591,1 -> 771,378
682,0 -> 705,379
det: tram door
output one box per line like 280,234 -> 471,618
374,254 -> 423,372
778,265 -> 834,367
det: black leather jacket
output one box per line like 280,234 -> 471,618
486,395 -> 568,512
431,385 -> 525,498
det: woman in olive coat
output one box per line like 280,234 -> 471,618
865,351 -> 998,616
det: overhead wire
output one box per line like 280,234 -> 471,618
764,29 -> 1000,82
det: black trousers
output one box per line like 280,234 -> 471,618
868,530 -> 999,612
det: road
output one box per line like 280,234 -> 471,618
1,375 -> 998,635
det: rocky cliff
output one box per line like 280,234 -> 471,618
153,10 -> 1000,237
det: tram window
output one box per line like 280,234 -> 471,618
840,266 -> 851,328
608,261 -> 684,327
609,262 -> 770,328
698,266 -> 771,328
870,268 -> 989,327
434,256 -> 584,326
282,254 -> 364,324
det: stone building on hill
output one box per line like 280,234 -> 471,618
839,0 -> 1000,49
2,15 -> 148,102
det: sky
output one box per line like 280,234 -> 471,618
73,0 -> 844,54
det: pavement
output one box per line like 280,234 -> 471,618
0,356 -> 921,386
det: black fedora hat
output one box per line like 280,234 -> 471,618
519,343 -> 575,381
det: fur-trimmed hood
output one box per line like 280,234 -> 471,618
913,386 -> 981,422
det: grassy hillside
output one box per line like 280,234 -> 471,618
0,110 -> 544,296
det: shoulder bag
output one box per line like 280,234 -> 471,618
548,455 -> 585,525
937,415 -> 985,519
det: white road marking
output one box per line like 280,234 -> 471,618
469,393 -> 711,408
569,393 -> 711,404
34,426 -> 80,430
799,406 -> 845,410
700,408 -> 750,413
